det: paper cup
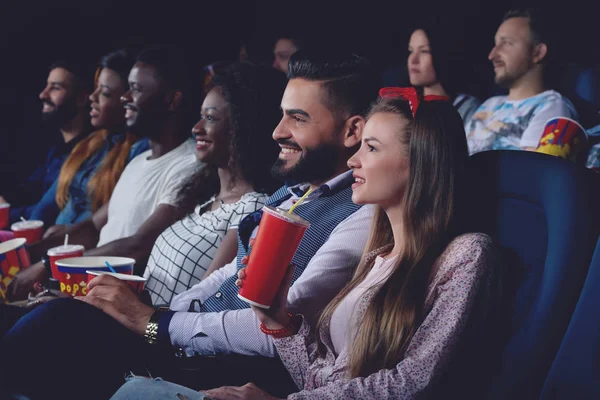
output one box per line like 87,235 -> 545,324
11,220 -> 44,245
0,203 -> 10,230
55,256 -> 135,296
86,270 -> 146,294
536,117 -> 588,162
47,244 -> 85,281
238,206 -> 310,309
0,238 -> 31,301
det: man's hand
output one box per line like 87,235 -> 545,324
204,383 -> 282,400
76,274 -> 155,336
6,262 -> 47,301
43,224 -> 67,240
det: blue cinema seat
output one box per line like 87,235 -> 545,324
463,151 -> 600,400
539,236 -> 600,399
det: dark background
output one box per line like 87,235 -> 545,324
0,0 -> 598,189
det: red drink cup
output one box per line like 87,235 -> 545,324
536,117 -> 588,162
55,256 -> 135,296
0,203 -> 10,230
11,220 -> 44,244
0,238 -> 31,301
47,244 -> 85,281
238,206 -> 310,309
86,270 -> 146,294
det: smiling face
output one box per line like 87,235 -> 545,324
408,29 -> 437,87
488,17 -> 536,87
89,68 -> 127,130
270,78 -> 346,183
120,62 -> 169,136
348,112 -> 410,208
191,86 -> 232,166
39,67 -> 79,127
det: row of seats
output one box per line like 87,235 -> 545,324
465,150 -> 600,399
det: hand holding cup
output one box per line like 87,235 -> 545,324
236,258 -> 296,332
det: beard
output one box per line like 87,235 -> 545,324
271,141 -> 341,184
41,96 -> 79,128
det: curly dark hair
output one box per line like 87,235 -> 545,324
177,62 -> 286,212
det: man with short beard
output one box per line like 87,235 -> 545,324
0,49 -> 378,400
465,8 -> 578,155
0,61 -> 91,223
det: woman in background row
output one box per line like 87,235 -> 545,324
408,20 -> 482,124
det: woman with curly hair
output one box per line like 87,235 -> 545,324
143,63 -> 285,305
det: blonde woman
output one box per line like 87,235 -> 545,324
110,88 -> 500,399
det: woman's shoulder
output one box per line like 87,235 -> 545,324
438,233 -> 494,269
237,191 -> 269,208
429,233 -> 495,291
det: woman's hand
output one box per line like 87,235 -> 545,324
204,382 -> 282,400
235,255 -> 296,332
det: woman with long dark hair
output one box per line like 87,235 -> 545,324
142,63 -> 285,305
109,89 -> 499,399
30,50 -> 148,230
407,19 -> 481,124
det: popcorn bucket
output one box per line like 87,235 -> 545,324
536,117 -> 588,162
0,238 -> 31,301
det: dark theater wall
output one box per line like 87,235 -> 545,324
0,0 -> 596,190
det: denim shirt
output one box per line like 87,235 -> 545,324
30,134 -> 149,227
6,133 -> 86,223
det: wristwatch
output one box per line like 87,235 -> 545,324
41,254 -> 52,276
144,307 -> 171,345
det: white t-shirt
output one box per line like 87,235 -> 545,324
97,138 -> 198,246
465,90 -> 578,155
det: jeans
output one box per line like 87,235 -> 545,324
111,376 -> 210,400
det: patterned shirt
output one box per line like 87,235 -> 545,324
274,233 -> 496,399
166,171 -> 375,357
144,192 -> 268,305
465,90 -> 577,155
586,124 -> 600,172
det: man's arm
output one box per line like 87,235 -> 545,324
84,204 -> 185,274
169,258 -> 238,312
167,205 -> 375,357
27,203 -> 109,261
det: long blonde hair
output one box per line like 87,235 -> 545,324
317,96 -> 469,378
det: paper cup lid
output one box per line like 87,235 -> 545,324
0,238 -> 27,255
262,205 -> 310,227
55,256 -> 136,268
47,244 -> 85,256
0,203 -> 9,209
86,271 -> 146,282
11,220 -> 44,230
